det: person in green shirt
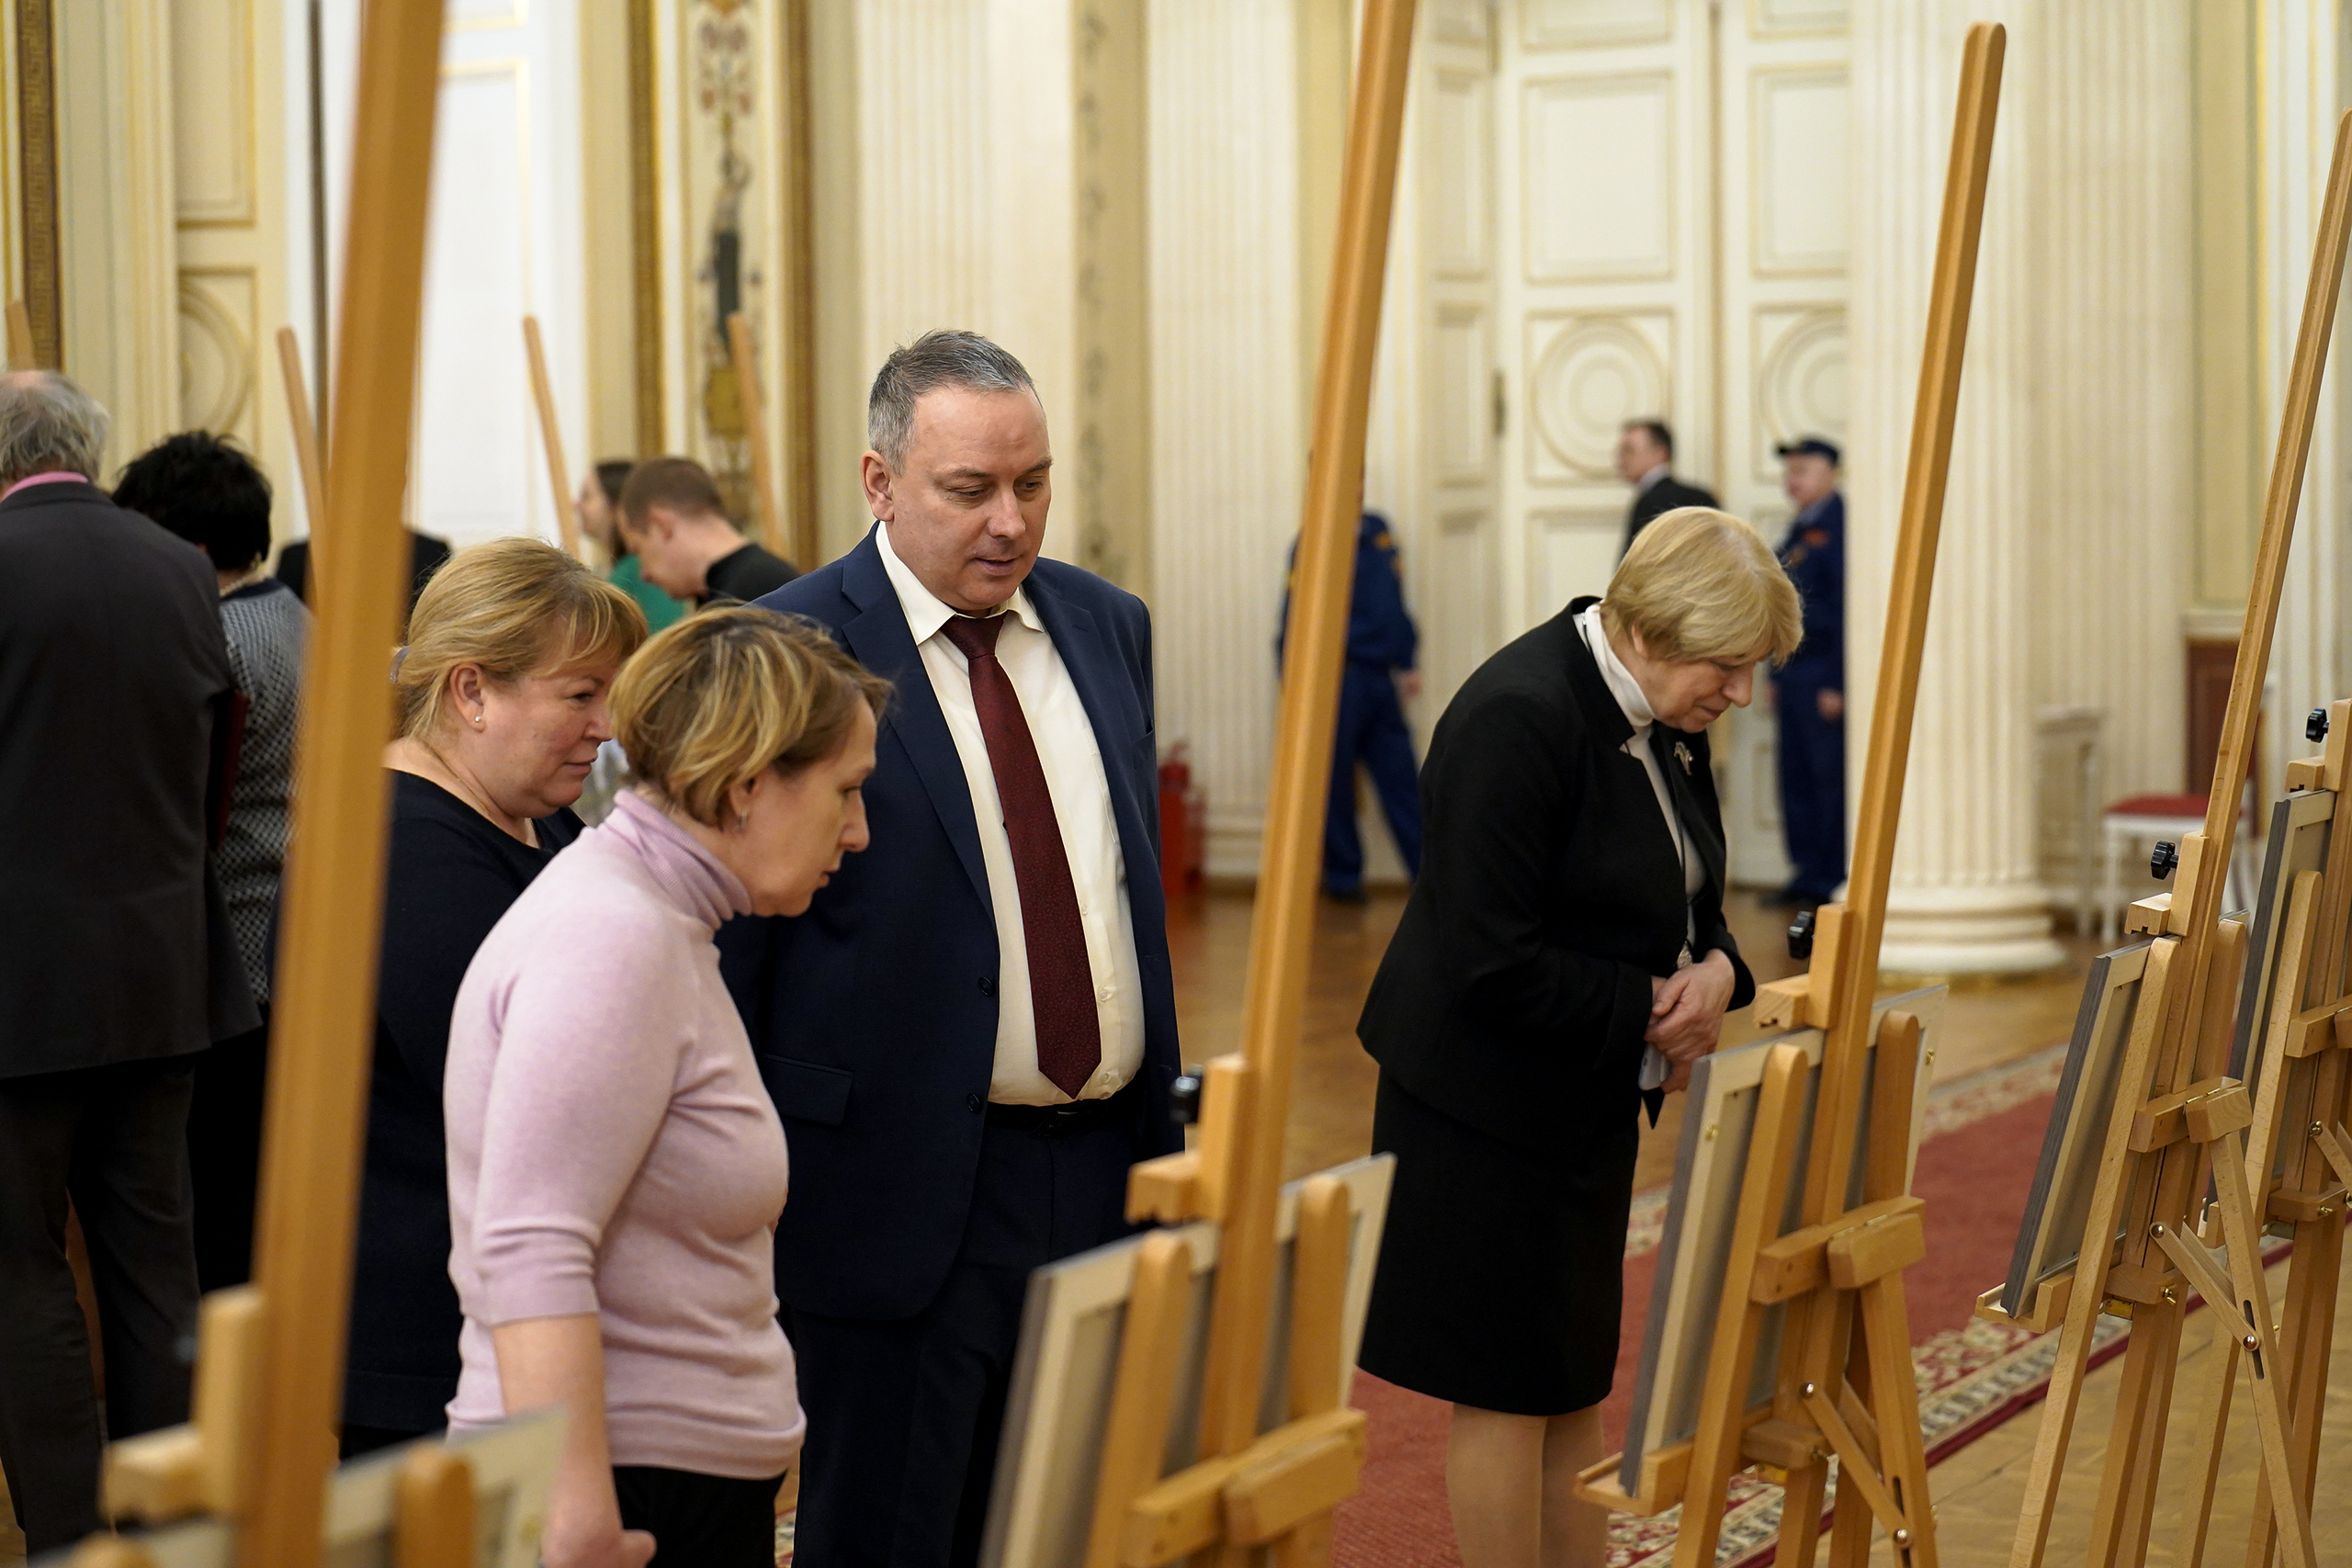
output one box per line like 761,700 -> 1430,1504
579,458 -> 687,632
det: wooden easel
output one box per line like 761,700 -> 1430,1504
1980,107 -> 2352,1568
7,299 -> 37,368
1075,2 -> 1417,1564
75,2 -> 479,1561
727,311 -> 789,561
2157,692 -> 2352,1568
273,325 -> 329,597
523,314 -> 585,559
1573,26 -> 2006,1568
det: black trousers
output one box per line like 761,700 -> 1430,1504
0,1057 -> 199,1554
615,1464 -> 786,1566
188,1013 -> 269,1292
788,1090 -> 1141,1568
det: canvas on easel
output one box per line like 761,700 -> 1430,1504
34,1413 -> 563,1568
1990,941 -> 2154,1330
981,1156 -> 1395,1568
1619,989 -> 1941,1494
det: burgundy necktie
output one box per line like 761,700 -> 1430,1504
942,614 -> 1103,1098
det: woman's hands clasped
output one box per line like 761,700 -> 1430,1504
1647,950 -> 1738,1094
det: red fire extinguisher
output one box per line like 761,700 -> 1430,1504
1158,743 -> 1205,902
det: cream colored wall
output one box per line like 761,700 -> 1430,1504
578,0 -> 639,468
54,0 -> 180,479
174,0 -> 294,530
2192,0 -> 2262,623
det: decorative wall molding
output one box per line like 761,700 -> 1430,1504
1519,71 -> 1676,282
1522,0 -> 1673,51
1524,310 -> 1672,481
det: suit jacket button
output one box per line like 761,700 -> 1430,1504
978,976 -> 996,996
966,1093 -> 983,1113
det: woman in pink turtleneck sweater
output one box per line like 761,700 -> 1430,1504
444,609 -> 888,1568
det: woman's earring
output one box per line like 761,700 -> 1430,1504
735,811 -> 750,832
472,713 -> 484,728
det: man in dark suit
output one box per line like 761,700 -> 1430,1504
0,373 -> 236,1552
723,330 -> 1180,1567
272,527 -> 450,615
1616,418 -> 1718,556
1770,435 -> 1848,907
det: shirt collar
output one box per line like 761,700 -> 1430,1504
2,470 -> 87,503
1576,604 -> 1657,737
874,521 -> 1043,644
1634,463 -> 1669,495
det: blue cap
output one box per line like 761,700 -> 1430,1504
1775,436 -> 1840,466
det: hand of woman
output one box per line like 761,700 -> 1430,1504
541,1507 -> 655,1568
1645,950 -> 1736,1066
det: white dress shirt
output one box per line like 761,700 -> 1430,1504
1577,604 -> 1704,1091
876,523 -> 1147,1105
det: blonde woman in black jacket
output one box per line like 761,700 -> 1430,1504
1357,508 -> 1804,1568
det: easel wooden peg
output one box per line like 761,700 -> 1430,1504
1023,4 -> 1415,1565
7,299 -> 37,369
727,312 -> 789,561
523,315 -> 584,560
274,326 -> 330,601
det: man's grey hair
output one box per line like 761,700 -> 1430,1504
866,330 -> 1035,471
0,371 -> 109,485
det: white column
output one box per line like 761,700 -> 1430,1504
1148,0 -> 1308,876
2029,1 -> 2194,807
1849,0 -> 2064,975
2261,0 -> 2348,780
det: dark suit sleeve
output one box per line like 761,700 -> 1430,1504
1419,689 -> 1654,1048
377,819 -> 522,1093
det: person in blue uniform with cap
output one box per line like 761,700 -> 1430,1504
1282,510 -> 1424,903
1770,436 -> 1846,908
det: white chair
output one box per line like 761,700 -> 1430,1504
2100,785 -> 2258,942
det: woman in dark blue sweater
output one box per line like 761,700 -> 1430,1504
342,538 -> 645,1456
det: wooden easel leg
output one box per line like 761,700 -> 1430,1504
2172,1321 -> 2237,1568
1858,1276 -> 1936,1568
1675,1046 -> 1812,1568
1826,1317 -> 1879,1568
2245,1177 -> 2346,1568
2083,1301 -> 2180,1568
1776,1459 -> 1829,1567
2206,1148 -> 2318,1568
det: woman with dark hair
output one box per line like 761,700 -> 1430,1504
114,431 -> 309,1292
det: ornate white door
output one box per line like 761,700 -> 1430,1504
1378,0 -> 1850,889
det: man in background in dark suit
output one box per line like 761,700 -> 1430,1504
1616,418 -> 1718,556
619,455 -> 798,605
272,526 -> 449,615
1770,435 -> 1848,908
0,373 -> 237,1553
723,330 -> 1180,1567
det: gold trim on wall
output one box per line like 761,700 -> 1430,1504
16,0 -> 57,369
780,0 -> 817,569
628,0 -> 662,457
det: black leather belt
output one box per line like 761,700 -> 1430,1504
985,1078 -> 1140,1136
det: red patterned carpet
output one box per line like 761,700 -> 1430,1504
1334,1045 -> 2072,1568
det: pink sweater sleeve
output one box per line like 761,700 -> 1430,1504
466,902 -> 694,1325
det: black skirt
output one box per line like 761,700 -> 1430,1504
1357,1071 -> 1637,1416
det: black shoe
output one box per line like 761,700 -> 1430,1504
1323,884 -> 1369,906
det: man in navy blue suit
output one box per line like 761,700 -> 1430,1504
1770,435 -> 1847,907
724,330 -> 1181,1567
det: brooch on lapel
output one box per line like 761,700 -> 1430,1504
1674,741 -> 1693,774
